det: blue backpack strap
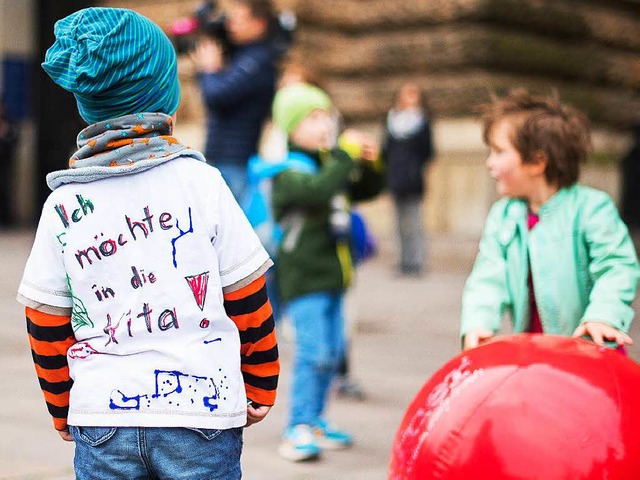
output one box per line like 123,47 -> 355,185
247,154 -> 291,185
246,152 -> 318,185
284,151 -> 318,175
241,152 -> 319,257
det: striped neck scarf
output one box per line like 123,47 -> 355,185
46,113 -> 205,190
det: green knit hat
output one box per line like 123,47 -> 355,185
42,8 -> 180,124
272,83 -> 332,134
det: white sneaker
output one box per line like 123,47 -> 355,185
278,424 -> 322,462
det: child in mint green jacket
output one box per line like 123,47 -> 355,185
461,89 -> 640,350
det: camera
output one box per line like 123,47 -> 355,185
169,0 -> 296,58
169,1 -> 228,55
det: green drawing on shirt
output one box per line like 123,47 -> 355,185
66,274 -> 94,331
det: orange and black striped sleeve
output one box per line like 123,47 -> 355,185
25,307 -> 75,431
223,275 -> 279,406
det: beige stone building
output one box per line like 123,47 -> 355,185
3,0 -> 639,234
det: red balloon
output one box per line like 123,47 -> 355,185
389,334 -> 640,479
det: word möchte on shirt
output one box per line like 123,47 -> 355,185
53,196 -> 195,270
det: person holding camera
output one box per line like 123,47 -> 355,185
193,0 -> 278,201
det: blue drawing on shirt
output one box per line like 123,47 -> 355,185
203,396 -> 218,412
109,369 -> 222,412
170,207 -> 194,268
109,390 -> 148,410
153,369 -> 188,397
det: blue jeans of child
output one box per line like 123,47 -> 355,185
286,291 -> 345,428
71,426 -> 243,479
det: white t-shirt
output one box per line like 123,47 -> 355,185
18,157 -> 270,429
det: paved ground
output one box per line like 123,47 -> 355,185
1,228 -> 639,480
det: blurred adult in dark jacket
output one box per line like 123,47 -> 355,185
193,0 -> 277,200
383,83 -> 434,275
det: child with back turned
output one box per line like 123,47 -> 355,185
17,8 -> 278,479
461,89 -> 640,351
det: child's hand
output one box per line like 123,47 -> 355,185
58,428 -> 73,442
572,321 -> 633,346
245,403 -> 272,427
463,329 -> 494,350
338,130 -> 380,162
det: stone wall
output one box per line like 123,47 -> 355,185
292,0 -> 640,127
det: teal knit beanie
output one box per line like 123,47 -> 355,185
272,83 -> 332,135
42,8 -> 180,124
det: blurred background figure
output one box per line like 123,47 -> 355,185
270,62 -> 372,402
0,100 -> 18,228
382,83 -> 434,276
192,0 -> 279,200
270,82 -> 384,462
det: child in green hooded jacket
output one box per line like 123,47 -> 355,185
271,83 -> 383,461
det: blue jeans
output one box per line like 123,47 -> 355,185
71,426 -> 243,479
286,291 -> 345,427
215,163 -> 249,202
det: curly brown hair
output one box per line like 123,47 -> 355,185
480,89 -> 591,188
